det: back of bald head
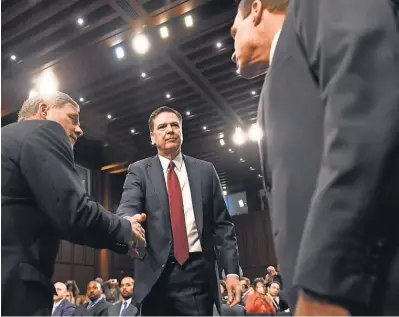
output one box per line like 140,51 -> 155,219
54,282 -> 67,291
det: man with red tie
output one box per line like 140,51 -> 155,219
116,106 -> 241,315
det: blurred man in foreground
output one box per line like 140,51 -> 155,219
232,0 -> 399,315
1,91 -> 146,315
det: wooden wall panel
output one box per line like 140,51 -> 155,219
53,263 -> 73,284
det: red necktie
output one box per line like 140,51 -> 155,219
167,161 -> 189,265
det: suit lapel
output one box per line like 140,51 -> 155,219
146,155 -> 171,222
184,155 -> 203,238
53,299 -> 65,316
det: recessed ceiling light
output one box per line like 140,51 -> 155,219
132,34 -> 150,55
77,17 -> 84,26
219,139 -> 225,146
107,114 -> 112,119
203,126 -> 207,130
251,90 -> 256,95
186,111 -> 191,116
159,26 -> 169,39
216,42 -> 222,48
79,97 -> 84,102
250,166 -> 255,171
130,129 -> 135,133
223,190 -> 227,196
184,15 -> 194,27
115,46 -> 124,59
165,93 -> 171,99
228,148 -> 233,152
10,55 -> 16,61
141,72 -> 146,78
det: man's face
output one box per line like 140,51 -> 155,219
86,281 -> 102,301
54,283 -> 66,302
239,280 -> 249,292
150,112 -> 182,156
45,103 -> 83,148
120,277 -> 134,300
231,1 -> 270,78
269,282 -> 280,296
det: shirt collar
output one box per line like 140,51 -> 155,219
158,153 -> 183,172
269,29 -> 281,65
123,298 -> 132,306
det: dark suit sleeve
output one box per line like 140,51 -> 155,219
211,164 -> 240,276
20,121 -> 131,254
63,303 -> 75,316
292,0 -> 399,306
116,163 -> 144,217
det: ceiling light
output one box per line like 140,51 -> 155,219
248,123 -> 263,141
38,69 -> 58,96
79,97 -> 84,102
236,69 -> 240,74
240,158 -> 246,162
250,166 -> 255,171
223,190 -> 227,196
159,26 -> 169,39
251,90 -> 256,95
203,126 -> 207,130
141,72 -> 146,78
130,129 -> 135,133
115,46 -> 124,59
216,42 -> 222,48
238,199 -> 244,207
29,89 -> 38,98
107,114 -> 112,119
165,93 -> 171,99
232,127 -> 246,145
219,139 -> 225,146
10,55 -> 16,61
132,34 -> 150,55
258,174 -> 263,178
186,111 -> 191,116
228,148 -> 233,153
77,17 -> 84,26
184,15 -> 193,27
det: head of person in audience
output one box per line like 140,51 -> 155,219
120,277 -> 134,300
107,278 -> 119,289
268,281 -> 281,297
76,295 -> 89,305
231,0 -> 288,78
17,91 -> 83,148
220,280 -> 228,299
253,277 -> 266,295
239,277 -> 251,294
54,282 -> 67,303
86,281 -> 103,302
65,291 -> 75,304
276,264 -> 280,272
149,106 -> 183,160
267,265 -> 277,276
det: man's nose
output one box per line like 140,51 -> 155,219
75,126 -> 84,137
165,124 -> 173,133
231,51 -> 237,64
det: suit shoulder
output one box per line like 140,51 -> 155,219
128,156 -> 153,169
184,155 -> 214,168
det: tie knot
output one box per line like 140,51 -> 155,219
168,161 -> 175,170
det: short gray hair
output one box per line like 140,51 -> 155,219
18,91 -> 79,122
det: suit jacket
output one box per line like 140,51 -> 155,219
1,120 -> 132,315
258,0 -> 399,315
73,299 -> 110,316
117,154 -> 240,313
53,299 -> 76,316
108,301 -> 138,316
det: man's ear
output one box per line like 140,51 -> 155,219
150,132 -> 155,145
38,103 -> 50,119
251,0 -> 263,26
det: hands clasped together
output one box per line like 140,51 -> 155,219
125,213 -> 147,248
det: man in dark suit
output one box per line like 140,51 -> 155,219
53,282 -> 76,316
108,277 -> 138,316
74,281 -> 110,316
1,92 -> 146,316
231,0 -> 399,315
117,106 -> 241,315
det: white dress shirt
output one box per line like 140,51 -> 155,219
158,153 -> 202,252
119,297 -> 132,315
269,29 -> 281,64
52,299 -> 63,315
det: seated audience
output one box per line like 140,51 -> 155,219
245,278 -> 276,315
73,281 -> 110,316
239,277 -> 251,306
53,282 -> 75,316
108,277 -> 138,316
267,281 -> 289,312
265,266 -> 283,289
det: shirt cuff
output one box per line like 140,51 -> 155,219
226,274 -> 239,278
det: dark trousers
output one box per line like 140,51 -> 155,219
141,252 -> 214,316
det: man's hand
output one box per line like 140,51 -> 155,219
295,289 -> 350,316
225,275 -> 241,307
126,213 -> 147,246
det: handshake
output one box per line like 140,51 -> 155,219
125,213 -> 147,249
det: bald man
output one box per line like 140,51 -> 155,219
53,282 -> 75,316
74,281 -> 110,316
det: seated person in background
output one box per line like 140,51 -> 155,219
265,266 -> 283,289
65,291 -> 76,306
73,281 -> 110,316
108,277 -> 138,316
53,282 -> 75,316
75,295 -> 89,306
267,281 -> 289,312
239,277 -> 251,306
220,280 -> 228,304
245,278 -> 276,315
103,279 -> 120,304
66,280 -> 80,299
